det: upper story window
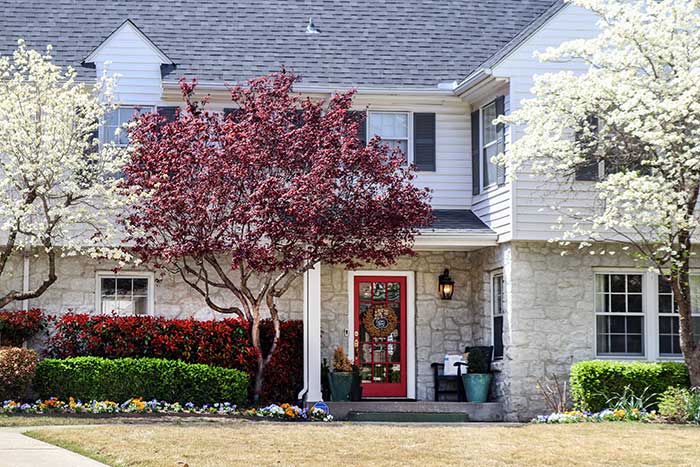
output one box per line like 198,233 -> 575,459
481,102 -> 499,188
368,111 -> 410,162
96,271 -> 154,316
102,106 -> 153,146
471,96 -> 505,195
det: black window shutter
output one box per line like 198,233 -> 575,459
223,108 -> 242,121
574,115 -> 599,181
413,113 -> 436,172
349,110 -> 367,146
495,96 -> 506,186
294,109 -> 304,128
157,106 -> 179,122
471,110 -> 480,195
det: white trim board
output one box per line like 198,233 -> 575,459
83,19 -> 173,65
346,270 -> 416,399
94,270 -> 156,316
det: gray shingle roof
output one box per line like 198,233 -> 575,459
0,0 -> 559,88
429,210 -> 493,233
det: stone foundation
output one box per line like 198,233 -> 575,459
6,241 -> 653,420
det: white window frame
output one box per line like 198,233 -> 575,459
594,271 -> 646,358
479,100 -> 499,192
655,274 -> 700,359
95,271 -> 155,316
366,111 -> 413,164
593,268 -> 700,361
101,105 -> 154,147
491,270 -> 505,360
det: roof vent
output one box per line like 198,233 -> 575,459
306,17 -> 321,34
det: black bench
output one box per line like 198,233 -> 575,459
431,346 -> 493,402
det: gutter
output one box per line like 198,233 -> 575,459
452,68 -> 493,96
161,81 -> 455,97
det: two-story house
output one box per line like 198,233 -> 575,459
1,0 -> 691,421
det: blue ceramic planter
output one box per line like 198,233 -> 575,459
463,373 -> 492,403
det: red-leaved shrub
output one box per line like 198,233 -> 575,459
0,347 -> 38,401
0,309 -> 49,347
45,314 -> 302,403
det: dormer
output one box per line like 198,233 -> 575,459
82,19 -> 173,104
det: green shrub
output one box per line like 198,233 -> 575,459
659,387 -> 700,424
0,347 -> 38,401
570,360 -> 689,412
34,357 -> 249,405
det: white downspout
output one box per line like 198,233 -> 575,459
22,251 -> 30,310
298,269 -> 311,402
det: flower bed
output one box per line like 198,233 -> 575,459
533,409 -> 657,424
1,398 -> 333,422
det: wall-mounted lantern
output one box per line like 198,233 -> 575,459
438,269 -> 455,300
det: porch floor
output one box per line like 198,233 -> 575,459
319,401 -> 504,422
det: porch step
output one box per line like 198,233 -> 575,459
320,401 -> 504,422
347,411 -> 470,423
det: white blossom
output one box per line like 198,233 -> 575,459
0,41 -> 137,306
499,0 -> 700,270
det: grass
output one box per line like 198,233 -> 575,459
26,421 -> 700,467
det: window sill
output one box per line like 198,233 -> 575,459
474,183 -> 506,198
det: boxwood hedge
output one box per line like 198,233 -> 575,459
570,360 -> 689,412
34,357 -> 249,405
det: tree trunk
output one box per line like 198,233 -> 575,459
670,233 -> 700,387
249,301 -> 282,403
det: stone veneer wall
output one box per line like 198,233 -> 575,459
9,248 -> 510,405
321,248 -> 504,401
11,253 -> 304,321
503,241 -> 652,421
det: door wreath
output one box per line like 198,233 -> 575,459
362,304 -> 398,338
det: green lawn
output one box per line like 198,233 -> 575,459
25,421 -> 700,467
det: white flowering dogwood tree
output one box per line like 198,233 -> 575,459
0,41 -> 133,308
502,0 -> 700,385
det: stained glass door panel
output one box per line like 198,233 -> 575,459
354,276 -> 407,397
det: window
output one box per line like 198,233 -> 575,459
96,272 -> 154,316
595,273 -> 644,356
481,101 -> 499,188
492,273 -> 505,360
367,112 -> 410,162
102,106 -> 153,146
658,276 -> 700,356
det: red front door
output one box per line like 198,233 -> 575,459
354,276 -> 407,397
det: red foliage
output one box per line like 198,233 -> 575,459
0,309 -> 49,346
45,313 -> 303,403
124,72 -> 433,274
121,71 -> 432,398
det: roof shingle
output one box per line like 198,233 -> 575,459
0,0 -> 559,88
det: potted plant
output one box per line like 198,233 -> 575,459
328,347 -> 353,401
462,346 -> 493,403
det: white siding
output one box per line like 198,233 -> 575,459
353,94 -> 472,209
470,87 -> 513,241
91,22 -> 166,106
492,4 -> 601,241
